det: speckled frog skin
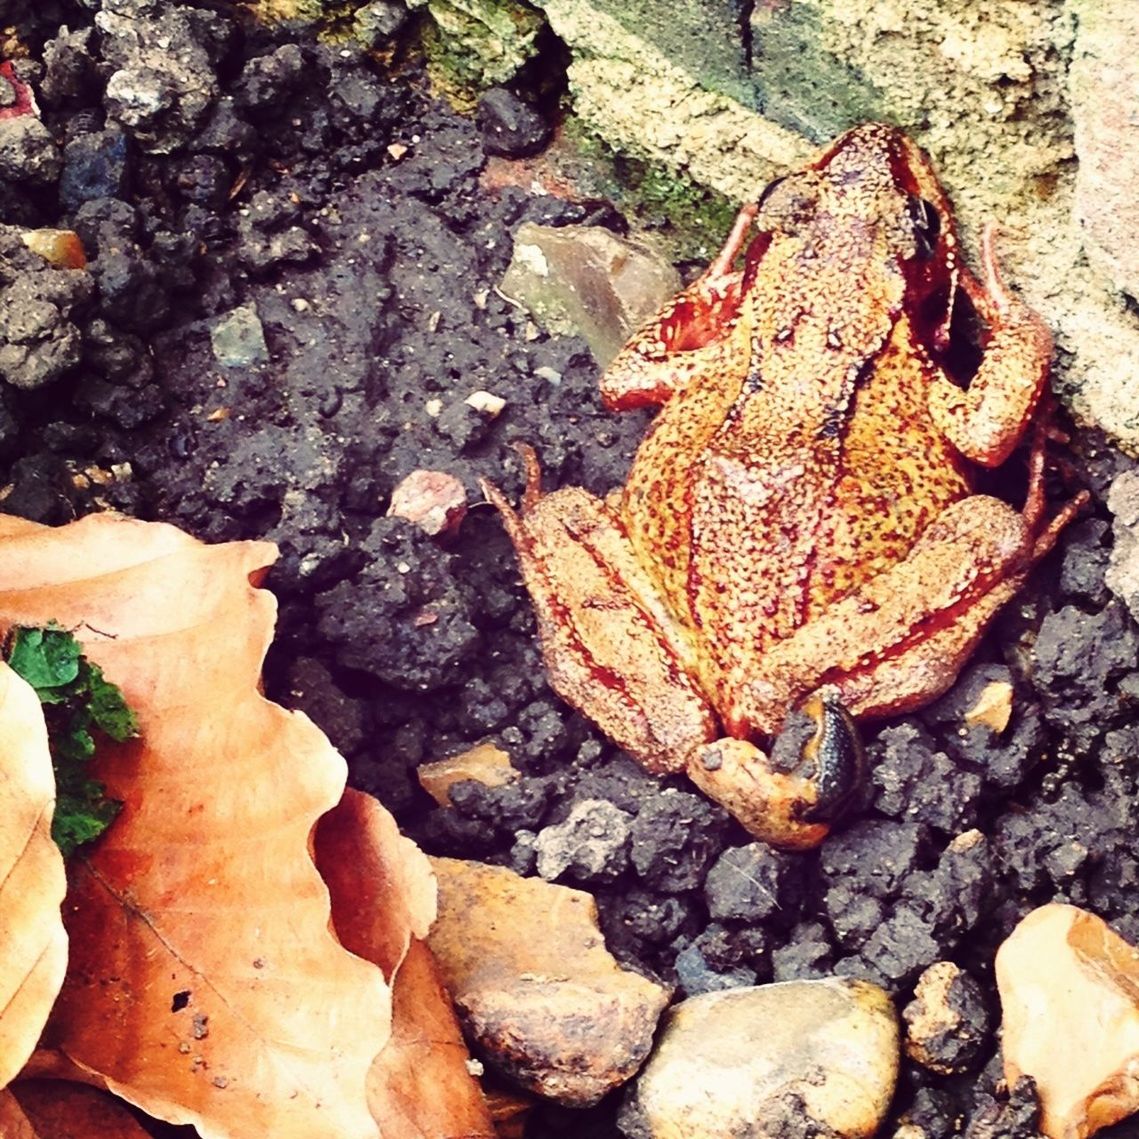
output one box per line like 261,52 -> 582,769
485,124 -> 1083,849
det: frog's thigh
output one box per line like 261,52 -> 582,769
742,495 -> 1030,725
499,486 -> 717,773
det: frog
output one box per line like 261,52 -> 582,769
483,123 -> 1086,849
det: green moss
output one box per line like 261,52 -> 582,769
419,0 -> 545,104
561,117 -> 741,264
6,624 -> 137,858
245,0 -> 394,43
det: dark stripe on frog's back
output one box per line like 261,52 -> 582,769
819,314 -> 972,608
619,333 -> 749,628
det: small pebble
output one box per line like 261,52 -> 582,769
386,469 -> 467,538
464,390 -> 506,418
418,742 -> 519,807
903,961 -> 991,1075
534,799 -> 632,885
210,304 -> 268,367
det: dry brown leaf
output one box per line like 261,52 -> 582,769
316,789 -> 495,1139
5,1079 -> 152,1137
0,1088 -> 38,1139
316,787 -> 436,979
367,939 -> 496,1139
0,662 -> 67,1089
0,513 -> 389,1139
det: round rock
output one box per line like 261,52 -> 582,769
476,87 -> 551,157
621,978 -> 899,1139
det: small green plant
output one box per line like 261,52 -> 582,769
6,625 -> 138,857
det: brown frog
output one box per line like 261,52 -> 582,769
483,123 -> 1085,849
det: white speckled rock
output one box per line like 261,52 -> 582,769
1106,471 -> 1139,622
996,903 -> 1139,1139
620,978 -> 900,1139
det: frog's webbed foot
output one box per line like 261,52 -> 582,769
687,688 -> 865,851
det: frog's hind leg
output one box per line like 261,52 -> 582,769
481,471 -> 717,773
741,493 -> 1073,732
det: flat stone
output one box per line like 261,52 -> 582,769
500,222 -> 681,367
1106,470 -> 1139,623
417,742 -> 519,807
996,903 -> 1139,1139
210,304 -> 268,367
427,857 -> 671,1107
621,978 -> 899,1139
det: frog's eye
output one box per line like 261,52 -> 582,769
907,195 -> 941,257
756,175 -> 788,210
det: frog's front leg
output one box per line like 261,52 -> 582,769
601,203 -> 759,410
928,226 -> 1052,467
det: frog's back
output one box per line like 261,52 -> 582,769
621,309 -> 972,690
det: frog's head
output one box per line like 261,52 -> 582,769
751,123 -> 961,349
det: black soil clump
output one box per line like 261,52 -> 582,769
4,6 -> 1139,1139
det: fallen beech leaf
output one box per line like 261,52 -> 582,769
0,662 -> 67,1089
367,939 -> 496,1139
316,788 -> 436,978
483,1084 -> 535,1139
0,514 -> 388,1139
5,1079 -> 151,1137
316,789 -> 494,1139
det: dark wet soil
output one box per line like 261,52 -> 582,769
5,6 -> 1139,1138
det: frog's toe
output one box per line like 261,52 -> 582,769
687,687 -> 865,849
791,686 -> 867,824
686,737 -> 831,851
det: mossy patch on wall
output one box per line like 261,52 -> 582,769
415,0 -> 545,103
